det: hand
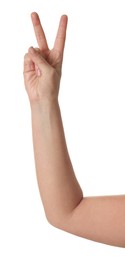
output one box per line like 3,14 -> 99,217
23,12 -> 68,104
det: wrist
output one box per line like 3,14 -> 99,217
30,98 -> 59,115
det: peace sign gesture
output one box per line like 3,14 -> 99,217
23,12 -> 68,105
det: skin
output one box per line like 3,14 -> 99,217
23,12 -> 125,247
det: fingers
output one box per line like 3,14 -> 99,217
31,12 -> 49,52
53,15 -> 68,55
23,53 -> 35,73
24,48 -> 43,73
24,47 -> 49,76
28,47 -> 50,70
31,12 -> 68,56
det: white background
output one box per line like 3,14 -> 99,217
0,0 -> 125,259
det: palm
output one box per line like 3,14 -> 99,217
24,12 -> 67,100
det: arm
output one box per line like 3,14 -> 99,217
23,12 -> 125,248
31,100 -> 83,225
31,99 -> 125,248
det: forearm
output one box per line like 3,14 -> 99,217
31,100 -> 83,226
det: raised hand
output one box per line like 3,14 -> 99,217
23,12 -> 68,105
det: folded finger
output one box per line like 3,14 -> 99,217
28,47 -> 50,71
23,53 -> 35,73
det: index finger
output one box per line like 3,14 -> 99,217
31,12 -> 49,51
53,15 -> 68,55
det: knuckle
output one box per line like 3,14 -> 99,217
34,47 -> 40,52
24,53 -> 29,61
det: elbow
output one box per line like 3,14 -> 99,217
44,198 -> 84,233
45,212 -> 72,233
47,217 -> 62,230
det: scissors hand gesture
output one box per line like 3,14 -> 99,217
23,12 -> 68,104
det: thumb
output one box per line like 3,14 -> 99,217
28,47 -> 50,72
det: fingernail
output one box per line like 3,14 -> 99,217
29,47 -> 35,54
